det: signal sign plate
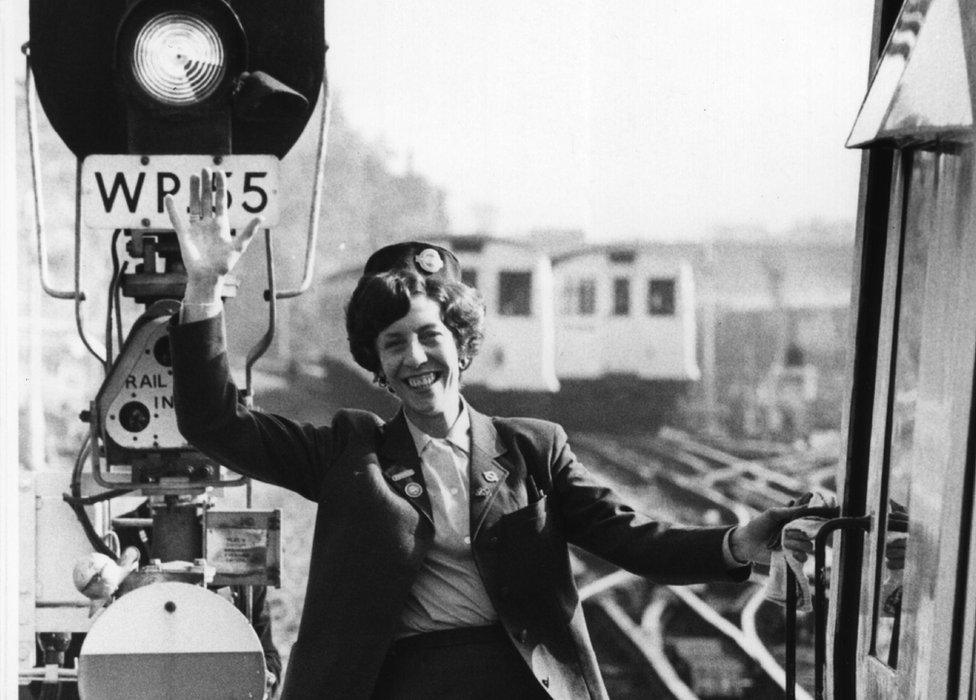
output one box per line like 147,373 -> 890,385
81,154 -> 279,229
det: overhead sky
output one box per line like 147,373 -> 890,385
5,1 -> 877,241
325,1 -> 876,240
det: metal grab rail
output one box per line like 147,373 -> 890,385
783,513 -> 872,699
814,516 -> 871,700
780,506 -> 841,699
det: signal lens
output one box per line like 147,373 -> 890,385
130,12 -> 226,106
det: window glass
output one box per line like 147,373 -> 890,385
498,271 -> 532,316
872,151 -> 934,668
608,249 -> 635,264
559,278 -> 596,315
647,278 -> 676,315
578,279 -> 596,315
613,277 -> 630,316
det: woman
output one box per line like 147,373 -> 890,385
166,170 -> 812,699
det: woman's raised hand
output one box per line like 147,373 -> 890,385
164,168 -> 263,300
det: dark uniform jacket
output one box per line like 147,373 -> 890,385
170,315 -> 749,699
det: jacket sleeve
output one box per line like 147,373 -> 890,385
547,425 -> 750,584
168,313 -> 373,501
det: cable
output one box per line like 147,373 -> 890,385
64,435 -> 130,560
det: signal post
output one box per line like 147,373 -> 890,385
21,1 -> 327,696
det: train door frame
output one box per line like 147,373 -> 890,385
829,0 -> 976,696
825,1 -> 900,696
848,136 -> 976,698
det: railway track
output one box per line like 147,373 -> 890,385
569,427 -> 834,699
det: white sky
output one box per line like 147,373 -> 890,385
5,1 -> 877,241
325,1 -> 876,240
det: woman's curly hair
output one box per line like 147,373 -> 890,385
345,270 -> 485,375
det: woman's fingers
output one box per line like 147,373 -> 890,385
163,194 -> 184,234
235,216 -> 263,254
188,173 -> 201,218
214,170 -> 227,217
200,168 -> 213,217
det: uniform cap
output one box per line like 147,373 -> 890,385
363,241 -> 461,282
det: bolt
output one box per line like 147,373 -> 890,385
164,601 -> 176,613
213,155 -> 223,165
141,218 -> 151,228
141,156 -> 150,166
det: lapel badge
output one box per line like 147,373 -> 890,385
404,482 -> 424,498
483,470 -> 499,483
390,468 -> 415,482
474,485 -> 493,498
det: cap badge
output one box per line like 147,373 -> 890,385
415,249 -> 444,274
404,482 -> 424,498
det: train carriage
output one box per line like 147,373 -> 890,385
551,245 -> 699,382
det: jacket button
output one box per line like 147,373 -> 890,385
500,586 -> 511,598
488,535 -> 499,547
517,629 -> 529,644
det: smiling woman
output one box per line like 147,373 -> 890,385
166,170 -> 814,699
345,251 -> 485,437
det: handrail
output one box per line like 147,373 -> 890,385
245,228 -> 277,403
26,45 -> 107,365
780,506 -> 842,698
268,63 -> 331,300
785,569 -> 798,699
24,43 -> 80,301
814,515 -> 871,700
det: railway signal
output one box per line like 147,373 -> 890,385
23,3 -> 327,693
29,0 -> 324,157
27,0 -> 327,481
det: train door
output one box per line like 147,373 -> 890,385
836,0 -> 976,695
851,147 -> 976,698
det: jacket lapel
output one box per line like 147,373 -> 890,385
467,408 -> 516,538
378,411 -> 434,527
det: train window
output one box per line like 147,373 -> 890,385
461,269 -> 478,289
578,280 -> 596,315
647,279 -> 675,316
562,279 -> 597,315
452,239 -> 485,254
608,250 -> 635,264
613,277 -> 630,316
870,152 -> 934,669
498,271 -> 532,316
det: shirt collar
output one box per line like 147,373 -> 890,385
404,399 -> 471,455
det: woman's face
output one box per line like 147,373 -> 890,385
376,294 -> 462,433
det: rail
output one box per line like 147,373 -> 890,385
573,429 -> 839,698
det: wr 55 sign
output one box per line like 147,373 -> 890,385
81,155 -> 280,229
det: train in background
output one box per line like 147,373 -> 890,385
321,235 -> 700,431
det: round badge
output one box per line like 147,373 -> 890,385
404,482 -> 424,498
415,248 -> 444,274
483,470 -> 499,483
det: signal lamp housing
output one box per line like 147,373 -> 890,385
30,0 -> 325,158
116,0 -> 246,116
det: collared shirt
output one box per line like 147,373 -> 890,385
395,403 -> 745,636
398,403 -> 498,636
